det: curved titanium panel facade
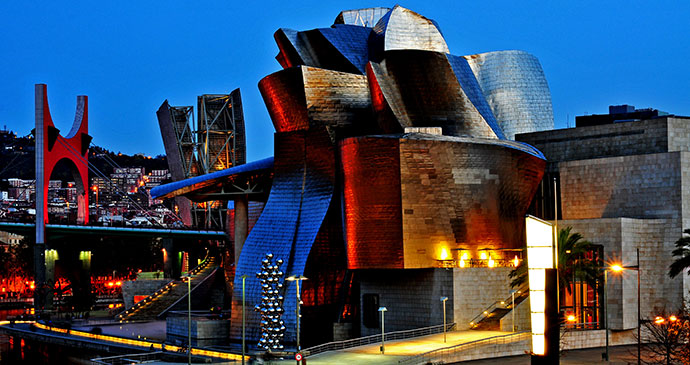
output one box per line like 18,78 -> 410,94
334,7 -> 390,27
398,134 -> 546,267
259,66 -> 372,135
368,50 -> 499,139
370,5 -> 449,58
340,133 -> 545,269
258,68 -> 310,132
231,128 -> 336,344
465,50 -> 554,140
340,136 -> 403,269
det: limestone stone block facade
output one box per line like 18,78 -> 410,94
517,116 -> 690,330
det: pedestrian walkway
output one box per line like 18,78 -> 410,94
284,330 -> 510,365
461,344 -> 641,364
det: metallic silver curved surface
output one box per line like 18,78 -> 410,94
465,50 -> 554,140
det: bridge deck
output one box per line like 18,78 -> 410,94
0,222 -> 227,239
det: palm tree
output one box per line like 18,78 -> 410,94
668,229 -> 690,278
509,227 -> 599,294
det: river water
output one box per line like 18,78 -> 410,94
0,308 -> 102,364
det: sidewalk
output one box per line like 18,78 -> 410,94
461,344 -> 641,364
281,330 -> 509,365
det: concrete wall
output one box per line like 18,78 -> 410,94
561,218 -> 684,330
500,296 -> 531,332
453,267 -> 513,330
559,152 -> 682,221
358,268 -> 453,337
166,315 -> 230,347
516,117 -> 676,163
121,279 -> 168,309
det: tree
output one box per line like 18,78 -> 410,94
509,226 -> 599,295
639,307 -> 690,365
669,229 -> 690,279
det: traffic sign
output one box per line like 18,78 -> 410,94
295,352 -> 303,361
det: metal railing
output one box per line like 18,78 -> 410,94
302,323 -> 455,357
116,254 -> 213,320
469,284 -> 529,328
398,330 -> 531,364
91,351 -> 163,364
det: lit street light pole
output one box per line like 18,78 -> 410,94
607,254 -> 641,364
378,307 -> 387,354
604,269 -> 609,362
510,290 -> 517,332
241,274 -> 248,365
440,297 -> 448,342
286,275 -> 307,364
185,273 -> 192,365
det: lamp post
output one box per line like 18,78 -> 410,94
608,250 -> 641,365
185,273 -> 192,365
241,274 -> 248,365
510,290 -> 517,332
378,307 -> 387,354
440,297 -> 448,343
286,275 -> 307,363
604,269 -> 609,362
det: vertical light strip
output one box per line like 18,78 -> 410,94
525,215 -> 553,356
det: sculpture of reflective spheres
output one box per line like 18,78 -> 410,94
232,5 -> 550,347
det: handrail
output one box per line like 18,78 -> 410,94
117,253 -> 213,320
157,267 -> 219,319
469,284 -> 529,328
398,330 -> 530,364
302,323 -> 455,357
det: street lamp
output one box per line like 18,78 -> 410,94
378,307 -> 388,354
184,273 -> 192,365
286,275 -> 307,363
509,290 -> 518,332
440,297 -> 448,342
241,274 -> 248,365
607,248 -> 641,365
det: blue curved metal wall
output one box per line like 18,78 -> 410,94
230,128 -> 335,344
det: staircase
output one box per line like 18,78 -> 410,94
118,256 -> 218,322
469,285 -> 529,330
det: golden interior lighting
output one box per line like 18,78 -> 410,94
479,251 -> 488,260
567,314 -> 576,322
654,316 -> 665,325
669,315 -> 678,322
512,255 -> 520,267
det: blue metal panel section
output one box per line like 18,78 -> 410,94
150,157 -> 274,199
231,129 -> 334,345
446,54 -> 506,140
318,25 -> 372,74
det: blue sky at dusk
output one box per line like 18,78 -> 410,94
1,1 -> 688,161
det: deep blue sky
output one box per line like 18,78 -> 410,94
1,1 -> 688,161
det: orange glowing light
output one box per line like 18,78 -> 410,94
610,264 -> 624,273
115,281 -> 122,286
108,304 -> 115,308
29,284 -> 34,290
512,256 -> 520,267
669,315 -> 678,322
567,315 -> 576,322
487,257 -> 495,268
92,185 -> 98,192
655,316 -> 665,325
108,282 -> 114,287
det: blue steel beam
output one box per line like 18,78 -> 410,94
0,222 -> 227,240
